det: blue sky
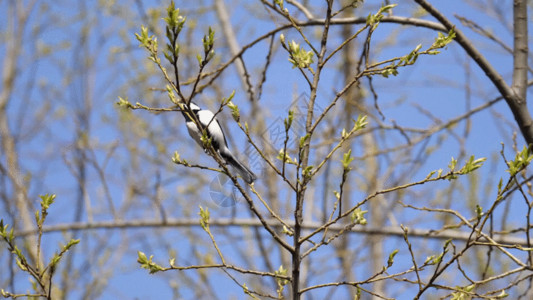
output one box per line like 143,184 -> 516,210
1,0 -> 532,298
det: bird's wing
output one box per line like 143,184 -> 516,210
198,110 -> 230,149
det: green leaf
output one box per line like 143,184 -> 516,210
459,155 -> 486,174
275,265 -> 289,287
242,283 -> 251,295
353,115 -> 368,131
169,258 -> 176,267
432,252 -> 445,265
35,210 -> 40,224
200,131 -> 212,148
137,251 -> 164,274
163,49 -> 174,64
165,26 -> 173,42
387,249 -> 399,267
424,254 -> 435,265
350,208 -> 368,225
15,258 -> 27,272
40,194 -> 56,210
494,290 -> 509,299
284,110 -> 294,131
279,33 -> 285,44
277,149 -> 292,164
137,251 -> 148,264
378,4 -> 397,14
172,151 -> 182,164
381,67 -> 398,78
287,40 -> 314,69
400,44 -> 422,65
135,25 -> 157,51
65,238 -> 81,250
49,239 -> 80,268
464,284 -> 475,292
342,149 -> 354,170
366,4 -> 397,27
429,28 -> 456,50
50,254 -> 61,267
299,134 -> 310,149
302,166 -> 313,179
227,101 -> 240,122
282,226 -> 293,236
196,53 -> 203,66
354,288 -> 361,300
199,206 -> 210,230
166,85 -> 179,105
163,1 -> 185,29
174,43 -> 180,57
448,157 -> 457,171
13,245 -> 21,257
475,204 -> 483,219
8,227 -> 14,243
116,96 -> 133,108
507,146 -> 533,176
222,90 -> 236,104
202,27 -> 215,53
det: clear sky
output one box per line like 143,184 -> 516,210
1,0 -> 531,298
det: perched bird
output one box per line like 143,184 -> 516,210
181,102 -> 256,184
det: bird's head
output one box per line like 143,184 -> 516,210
187,102 -> 201,112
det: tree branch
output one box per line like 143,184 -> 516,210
13,218 -> 533,247
511,0 -> 528,102
414,0 -> 533,145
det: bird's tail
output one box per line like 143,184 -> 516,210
220,150 -> 257,184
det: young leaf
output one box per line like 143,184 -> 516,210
507,146 -> 533,176
277,149 -> 292,164
137,251 -> 164,274
448,157 -> 457,171
350,208 -> 368,225
227,101 -> 240,122
475,204 -> 483,219
40,194 -> 56,210
299,134 -> 310,149
116,96 -> 133,108
199,206 -> 210,230
342,149 -> 354,170
429,28 -> 456,50
367,4 -> 397,28
282,226 -> 293,236
353,115 -> 368,131
275,265 -> 289,287
302,166 -> 313,179
288,40 -> 314,69
15,258 -> 28,272
459,155 -> 486,174
284,110 -> 294,131
387,249 -> 399,268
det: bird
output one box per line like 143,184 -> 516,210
181,101 -> 257,184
